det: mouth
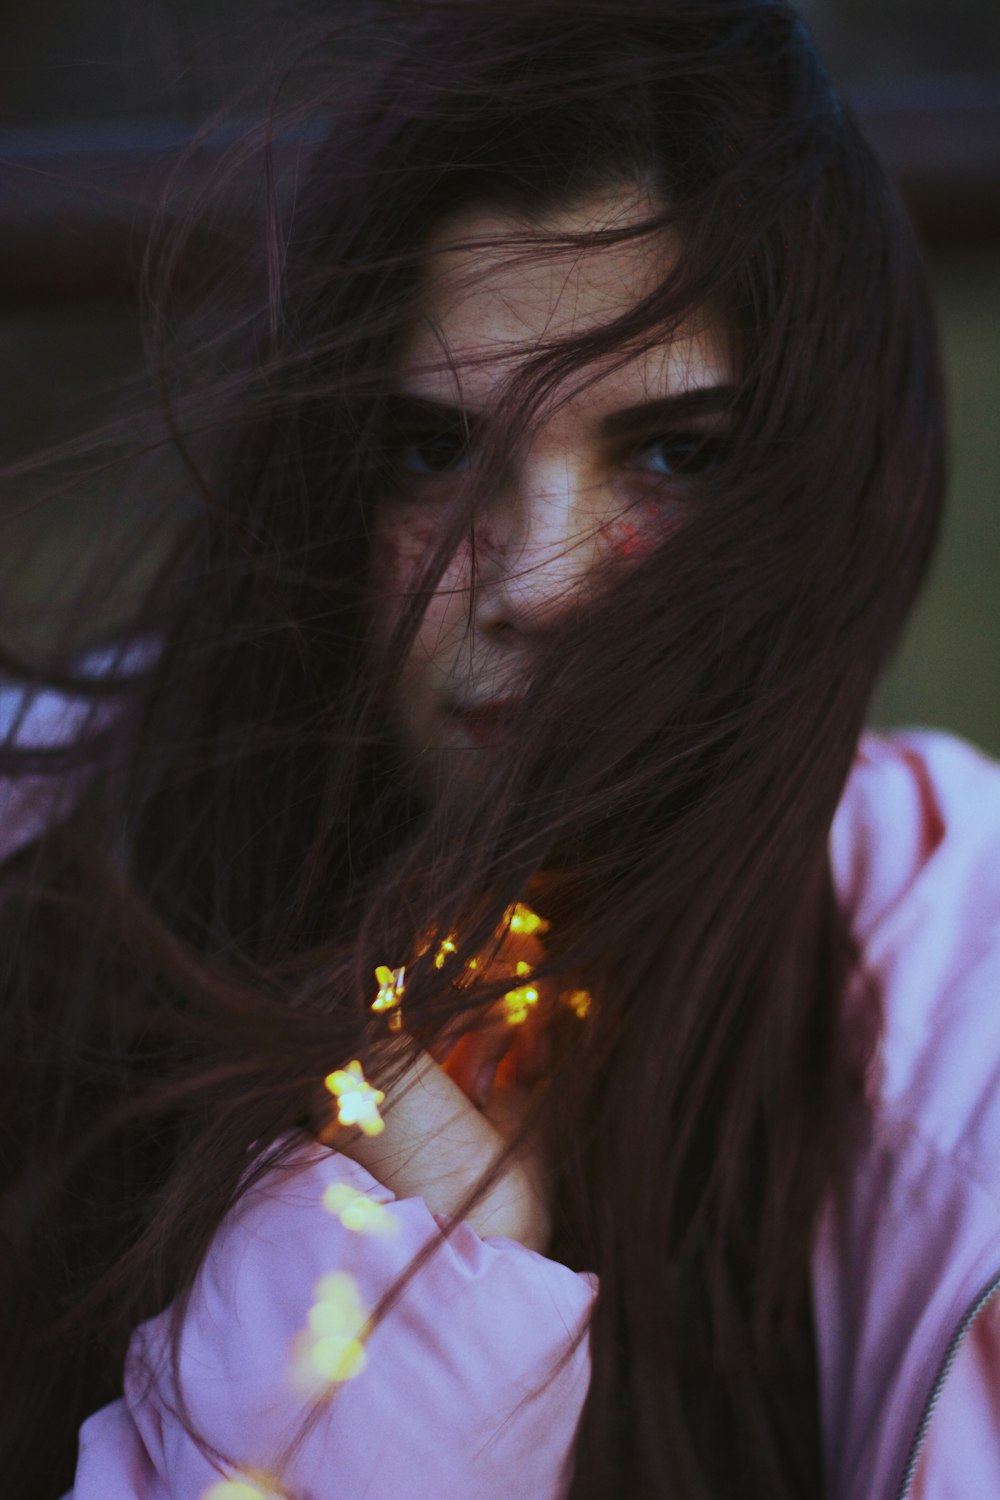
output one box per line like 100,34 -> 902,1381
450,699 -> 523,748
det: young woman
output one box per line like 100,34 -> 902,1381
3,2 -> 998,1497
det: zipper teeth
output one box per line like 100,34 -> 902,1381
894,1270 -> 1000,1500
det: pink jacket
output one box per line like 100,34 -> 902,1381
3,680 -> 998,1498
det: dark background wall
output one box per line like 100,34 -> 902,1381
1,0 -> 998,751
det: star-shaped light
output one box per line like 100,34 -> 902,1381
507,902 -> 550,937
324,1059 -> 386,1136
322,1181 -> 399,1238
434,936 -> 457,969
200,1477 -> 284,1500
502,981 -> 540,1026
289,1271 -> 370,1394
370,964 -> 405,1033
562,987 -> 592,1019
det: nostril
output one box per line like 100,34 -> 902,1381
485,616 -> 518,640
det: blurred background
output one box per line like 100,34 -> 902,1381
0,0 -> 998,748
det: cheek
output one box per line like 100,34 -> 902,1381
600,498 -> 681,561
372,514 -> 500,596
372,516 -> 441,596
371,516 -> 482,668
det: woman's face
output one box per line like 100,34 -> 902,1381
373,186 -> 731,795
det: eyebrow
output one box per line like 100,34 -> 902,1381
385,385 -> 737,441
599,385 -> 738,442
383,392 -> 483,434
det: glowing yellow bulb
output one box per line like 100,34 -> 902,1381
371,963 -> 405,1013
507,902 -> 550,937
502,984 -> 540,1025
321,1181 -> 398,1238
434,936 -> 457,969
290,1271 -> 370,1395
563,988 -> 592,1019
371,964 -> 405,1032
515,959 -> 532,977
323,1059 -> 386,1136
201,1480 -> 282,1500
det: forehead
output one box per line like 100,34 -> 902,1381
399,187 -> 729,407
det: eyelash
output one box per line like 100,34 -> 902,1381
389,430 -> 725,480
627,433 -> 726,478
394,430 -> 472,476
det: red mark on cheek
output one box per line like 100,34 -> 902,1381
471,520 -> 500,559
609,520 -> 652,559
602,500 -> 681,561
373,519 -> 440,595
375,516 -> 500,595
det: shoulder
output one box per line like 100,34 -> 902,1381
832,727 -> 1000,951
72,1134 -> 595,1500
817,729 -> 1000,1499
833,727 -> 1000,1151
0,638 -> 159,865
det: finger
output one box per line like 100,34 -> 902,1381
336,1047 -> 552,1247
425,1006 -> 491,1065
448,985 -> 557,1103
444,1016 -> 516,1107
508,1001 -> 555,1085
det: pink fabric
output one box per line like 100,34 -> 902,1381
0,681 -> 109,861
819,730 -> 1000,1499
71,1144 -> 595,1500
910,1298 -> 1000,1499
6,720 -> 995,1499
0,641 -> 156,863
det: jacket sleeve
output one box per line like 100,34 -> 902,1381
0,681 -> 96,864
818,729 -> 1000,1499
0,640 -> 158,866
67,1135 -> 596,1500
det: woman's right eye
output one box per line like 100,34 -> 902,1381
396,431 -> 471,476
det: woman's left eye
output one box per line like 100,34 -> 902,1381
630,433 -> 725,478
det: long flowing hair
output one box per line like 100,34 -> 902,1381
0,2 -> 944,1496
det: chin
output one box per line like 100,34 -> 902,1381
408,741 -> 499,808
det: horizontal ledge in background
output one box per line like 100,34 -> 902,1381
0,86 -> 998,305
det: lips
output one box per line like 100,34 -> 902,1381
451,699 -> 523,748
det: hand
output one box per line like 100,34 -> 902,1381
331,1038 -> 553,1253
434,928 -> 556,1246
330,921 -> 556,1252
432,925 -> 555,1105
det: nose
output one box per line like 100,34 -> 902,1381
472,456 -> 604,638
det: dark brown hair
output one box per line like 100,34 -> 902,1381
0,2 -> 944,1496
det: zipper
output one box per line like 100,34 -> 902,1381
893,1268 -> 1000,1500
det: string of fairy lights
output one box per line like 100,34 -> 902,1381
324,902 -> 592,1137
195,904 -> 593,1500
